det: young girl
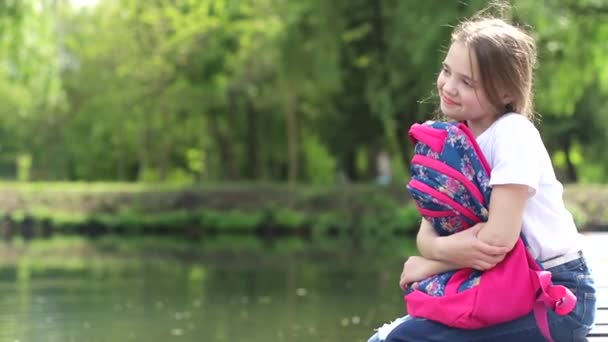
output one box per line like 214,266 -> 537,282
368,14 -> 596,342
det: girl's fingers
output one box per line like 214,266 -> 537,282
477,252 -> 505,267
473,239 -> 508,256
400,280 -> 420,291
473,261 -> 492,271
399,274 -> 407,290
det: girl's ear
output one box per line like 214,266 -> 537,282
502,94 -> 515,113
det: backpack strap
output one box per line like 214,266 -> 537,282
533,271 -> 577,342
456,122 -> 492,174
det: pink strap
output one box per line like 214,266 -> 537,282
417,207 -> 453,217
412,154 -> 487,205
408,179 -> 480,222
444,268 -> 473,295
532,271 -> 577,342
533,303 -> 553,342
537,271 -> 577,315
456,123 -> 492,174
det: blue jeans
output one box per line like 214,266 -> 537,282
368,257 -> 596,342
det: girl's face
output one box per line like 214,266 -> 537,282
436,42 -> 498,134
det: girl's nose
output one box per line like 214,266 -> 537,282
443,78 -> 458,97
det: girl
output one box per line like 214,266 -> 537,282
368,13 -> 596,342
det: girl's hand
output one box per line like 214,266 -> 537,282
439,223 -> 509,270
399,256 -> 442,291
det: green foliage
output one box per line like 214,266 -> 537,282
0,183 -> 426,237
310,212 -> 348,235
17,153 -> 31,182
6,203 -> 421,237
200,210 -> 265,232
396,206 -> 422,231
578,164 -> 606,184
271,207 -> 307,229
0,0 -> 604,184
302,135 -> 336,185
1,182 -> 607,237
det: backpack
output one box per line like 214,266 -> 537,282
403,121 -> 576,342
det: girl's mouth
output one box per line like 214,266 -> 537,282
442,95 -> 460,106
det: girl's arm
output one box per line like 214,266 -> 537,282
415,218 -> 441,259
402,185 -> 526,289
414,184 -> 527,270
476,183 -> 529,251
417,217 -> 510,270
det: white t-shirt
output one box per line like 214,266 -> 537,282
475,113 -> 582,261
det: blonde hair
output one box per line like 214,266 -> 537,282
451,15 -> 537,120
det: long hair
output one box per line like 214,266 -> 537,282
451,10 -> 537,120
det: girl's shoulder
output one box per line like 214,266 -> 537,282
492,113 -> 539,137
495,112 -> 535,127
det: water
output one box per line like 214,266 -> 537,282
0,236 -> 417,342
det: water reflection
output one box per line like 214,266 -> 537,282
0,235 -> 417,342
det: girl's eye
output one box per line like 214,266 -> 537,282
462,79 -> 472,87
442,67 -> 450,75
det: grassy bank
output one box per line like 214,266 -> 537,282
0,182 -> 604,240
0,182 -> 420,239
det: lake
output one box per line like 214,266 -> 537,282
0,235 -> 418,342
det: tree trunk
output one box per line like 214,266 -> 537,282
366,146 -> 376,180
208,115 -> 238,180
246,100 -> 259,180
286,83 -> 299,184
344,151 -> 357,181
137,110 -> 149,181
563,136 -> 578,183
158,100 -> 171,181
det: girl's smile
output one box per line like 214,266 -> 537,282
441,94 -> 461,107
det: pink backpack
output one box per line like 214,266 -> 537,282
404,121 -> 576,341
